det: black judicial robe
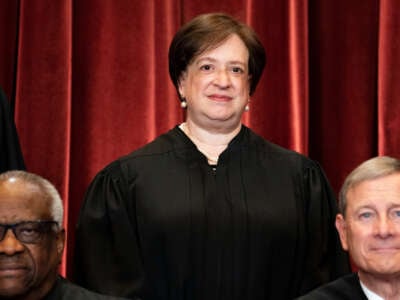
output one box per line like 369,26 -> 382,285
295,273 -> 368,300
0,87 -> 25,172
43,276 -> 129,299
75,125 -> 350,300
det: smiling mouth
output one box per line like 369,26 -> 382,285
370,247 -> 400,252
208,94 -> 232,102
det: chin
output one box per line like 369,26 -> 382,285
0,286 -> 29,298
365,264 -> 400,276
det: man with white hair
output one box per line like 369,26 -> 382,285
0,170 -> 128,300
297,156 -> 400,299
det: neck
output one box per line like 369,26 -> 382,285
180,121 -> 241,164
12,273 -> 58,300
359,271 -> 400,300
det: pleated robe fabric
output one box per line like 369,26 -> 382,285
295,273 -> 368,300
74,125 -> 350,300
0,87 -> 25,172
42,276 -> 130,300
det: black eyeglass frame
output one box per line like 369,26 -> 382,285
0,220 -> 59,244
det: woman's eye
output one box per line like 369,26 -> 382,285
200,64 -> 213,71
231,66 -> 244,73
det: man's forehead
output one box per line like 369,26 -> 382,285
347,174 -> 400,208
0,178 -> 44,197
0,180 -> 51,220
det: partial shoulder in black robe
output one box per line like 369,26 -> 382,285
43,276 -> 130,300
0,87 -> 25,172
295,273 -> 368,300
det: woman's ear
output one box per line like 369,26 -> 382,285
178,73 -> 187,99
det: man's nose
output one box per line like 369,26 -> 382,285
374,216 -> 395,238
0,229 -> 25,255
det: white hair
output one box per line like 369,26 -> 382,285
339,156 -> 400,216
0,170 -> 63,227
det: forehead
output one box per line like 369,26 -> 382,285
347,173 -> 400,209
193,34 -> 249,63
0,179 -> 50,222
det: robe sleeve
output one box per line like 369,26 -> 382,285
299,160 -> 350,294
74,161 -> 144,299
0,87 -> 25,172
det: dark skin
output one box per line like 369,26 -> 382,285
0,178 -> 64,300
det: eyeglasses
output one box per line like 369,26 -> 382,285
0,221 -> 59,244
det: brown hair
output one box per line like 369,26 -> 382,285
169,12 -> 266,99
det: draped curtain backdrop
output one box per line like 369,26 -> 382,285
1,0 -> 399,278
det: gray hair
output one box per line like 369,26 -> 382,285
338,156 -> 400,216
0,170 -> 63,227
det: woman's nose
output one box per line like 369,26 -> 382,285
213,69 -> 231,88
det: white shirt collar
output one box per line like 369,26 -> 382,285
359,280 -> 385,300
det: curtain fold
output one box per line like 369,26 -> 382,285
0,0 -> 399,278
378,0 -> 400,156
288,0 -> 308,154
308,0 -> 380,191
0,0 -> 19,101
13,0 -> 73,275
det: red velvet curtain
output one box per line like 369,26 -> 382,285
1,0 -> 399,278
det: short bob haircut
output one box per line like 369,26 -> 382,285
168,12 -> 266,99
338,156 -> 400,216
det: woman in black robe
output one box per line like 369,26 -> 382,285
74,13 -> 350,300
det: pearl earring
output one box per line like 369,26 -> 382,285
181,100 -> 187,108
245,104 -> 250,111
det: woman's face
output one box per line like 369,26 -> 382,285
178,34 -> 250,130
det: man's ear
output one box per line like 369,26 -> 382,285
335,214 -> 349,251
55,229 -> 65,259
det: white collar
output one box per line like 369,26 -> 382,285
359,280 -> 384,300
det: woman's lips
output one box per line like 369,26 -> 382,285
208,94 -> 232,102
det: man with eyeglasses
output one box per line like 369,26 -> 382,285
0,170 -> 128,300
